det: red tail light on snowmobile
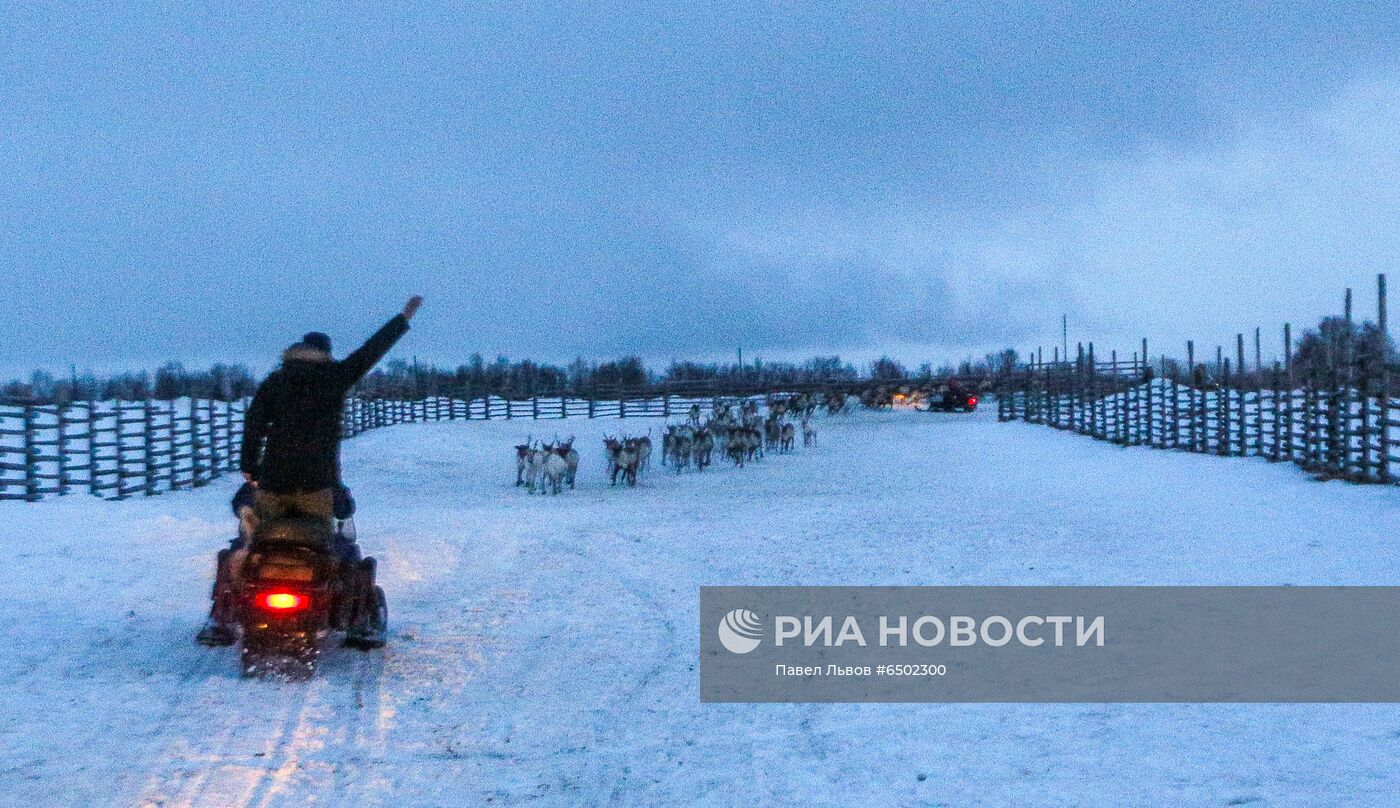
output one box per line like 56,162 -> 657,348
257,591 -> 309,612
968,397 -> 978,407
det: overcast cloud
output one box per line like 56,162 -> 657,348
3,3 -> 1399,373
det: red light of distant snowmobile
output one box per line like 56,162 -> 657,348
968,397 -> 978,406
259,591 -> 308,611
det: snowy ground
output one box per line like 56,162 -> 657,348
3,407 -> 1400,806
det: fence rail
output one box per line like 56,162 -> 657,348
998,274 -> 1400,486
2,381 -> 911,503
0,398 -> 247,501
997,359 -> 1399,485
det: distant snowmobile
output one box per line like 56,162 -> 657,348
199,507 -> 387,677
925,385 -> 978,413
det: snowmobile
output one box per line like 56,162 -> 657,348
925,388 -> 978,413
201,513 -> 387,676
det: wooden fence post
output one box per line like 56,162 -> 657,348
1080,343 -> 1092,436
1185,342 -> 1196,451
1302,384 -> 1316,471
191,398 -> 206,487
1070,343 -> 1082,432
1360,372 -> 1374,481
1141,339 -> 1152,447
1219,357 -> 1231,456
1127,353 -> 1136,444
1162,357 -> 1174,449
1236,334 -> 1248,456
1109,349 -> 1121,444
56,401 -> 71,495
1283,324 -> 1294,464
1343,287 -> 1356,479
1318,291 -> 1349,478
142,399 -> 156,496
1379,274 -> 1391,483
22,403 -> 39,501
1382,364 -> 1393,484
87,399 -> 101,496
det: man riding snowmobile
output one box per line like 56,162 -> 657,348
197,295 -> 423,646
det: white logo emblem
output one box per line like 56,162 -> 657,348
718,609 -> 763,654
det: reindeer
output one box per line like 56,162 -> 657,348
603,435 -> 620,481
746,427 -> 763,462
780,421 -> 795,453
514,438 -> 533,486
602,437 -> 618,484
557,436 -> 580,489
708,416 -> 733,455
802,415 -> 817,447
662,423 -> 694,469
661,426 -> 675,467
604,436 -> 641,486
740,409 -> 763,452
725,426 -> 760,466
764,415 -> 782,453
727,427 -> 750,467
636,432 -> 653,472
541,441 -> 569,494
621,437 -> 645,485
742,416 -> 763,459
524,444 -> 545,494
671,428 -> 694,473
693,427 -> 714,470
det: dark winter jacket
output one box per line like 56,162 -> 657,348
240,315 -> 409,493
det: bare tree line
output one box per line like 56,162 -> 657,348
5,349 -> 1025,405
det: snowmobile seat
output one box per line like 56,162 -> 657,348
252,516 -> 334,552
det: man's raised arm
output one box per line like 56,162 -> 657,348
338,296 -> 424,386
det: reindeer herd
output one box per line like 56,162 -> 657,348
512,392 -> 840,494
514,436 -> 580,495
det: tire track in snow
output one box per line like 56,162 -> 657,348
131,664 -> 312,807
553,541 -> 681,806
126,642 -> 391,807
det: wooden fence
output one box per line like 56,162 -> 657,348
0,384 -> 857,502
997,340 -> 1399,486
339,391 -> 768,435
0,398 -> 248,502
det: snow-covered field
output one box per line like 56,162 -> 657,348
3,407 -> 1400,806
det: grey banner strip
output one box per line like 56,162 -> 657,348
700,587 -> 1400,703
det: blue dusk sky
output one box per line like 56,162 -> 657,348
4,3 -> 1400,373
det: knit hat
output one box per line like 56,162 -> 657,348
302,332 -> 333,354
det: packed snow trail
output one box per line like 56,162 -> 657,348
3,408 -> 1400,806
